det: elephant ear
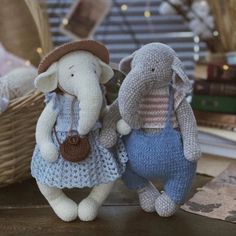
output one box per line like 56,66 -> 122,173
171,56 -> 192,94
119,52 -> 135,75
34,62 -> 58,93
99,60 -> 114,84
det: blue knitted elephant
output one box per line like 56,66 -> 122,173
99,43 -> 201,217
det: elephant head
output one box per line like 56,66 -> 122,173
118,43 -> 192,128
34,47 -> 114,135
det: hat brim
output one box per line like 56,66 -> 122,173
38,40 -> 109,74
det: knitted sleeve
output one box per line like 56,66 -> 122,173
99,85 -> 108,119
176,98 -> 201,162
102,99 -> 121,130
99,99 -> 121,148
174,91 -> 186,111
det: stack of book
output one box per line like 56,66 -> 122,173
191,62 -> 236,159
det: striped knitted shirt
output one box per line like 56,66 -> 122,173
138,86 -> 185,129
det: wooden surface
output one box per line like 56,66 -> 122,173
0,175 -> 235,236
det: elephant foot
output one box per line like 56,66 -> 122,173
37,183 -> 77,222
49,195 -> 78,222
138,182 -> 160,212
155,192 -> 178,217
78,197 -> 100,221
78,182 -> 114,221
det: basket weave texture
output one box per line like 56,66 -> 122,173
0,0 -> 52,187
0,91 -> 44,186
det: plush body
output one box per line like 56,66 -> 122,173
32,41 -> 127,222
31,93 -> 127,188
100,43 -> 201,217
122,86 -> 196,205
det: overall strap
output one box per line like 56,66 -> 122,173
165,84 -> 175,128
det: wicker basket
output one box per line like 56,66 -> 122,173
0,0 -> 53,187
0,91 -> 44,186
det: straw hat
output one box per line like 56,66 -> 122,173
38,40 -> 109,74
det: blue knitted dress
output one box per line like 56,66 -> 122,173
31,93 -> 128,189
122,86 -> 197,205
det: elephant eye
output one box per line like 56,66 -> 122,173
151,68 -> 156,72
71,73 -> 74,77
94,69 -> 97,74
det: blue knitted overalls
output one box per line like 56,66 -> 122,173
122,86 -> 197,204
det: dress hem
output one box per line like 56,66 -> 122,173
32,174 -> 122,189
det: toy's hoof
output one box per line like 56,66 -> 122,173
138,182 -> 160,213
41,142 -> 58,163
78,197 -> 100,221
50,197 -> 78,222
117,119 -> 131,135
155,192 -> 178,217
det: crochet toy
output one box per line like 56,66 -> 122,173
100,43 -> 201,217
31,40 -> 127,222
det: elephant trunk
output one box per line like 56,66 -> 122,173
77,75 -> 103,135
118,70 -> 153,128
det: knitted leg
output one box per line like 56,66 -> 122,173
122,162 -> 149,190
37,182 -> 77,222
155,172 -> 195,217
155,192 -> 179,217
138,182 -> 160,212
78,181 -> 115,221
122,163 -> 156,212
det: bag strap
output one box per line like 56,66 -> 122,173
53,126 -> 61,145
53,96 -> 77,146
68,98 -> 78,136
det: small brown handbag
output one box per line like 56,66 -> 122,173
53,98 -> 91,162
58,131 -> 90,162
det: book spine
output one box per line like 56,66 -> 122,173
191,95 -> 236,113
196,120 -> 236,131
194,81 -> 236,96
207,63 -> 236,80
194,110 -> 236,126
197,119 -> 236,131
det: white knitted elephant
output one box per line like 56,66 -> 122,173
31,41 -> 127,222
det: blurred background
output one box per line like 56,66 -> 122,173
0,0 -> 236,200
0,1 -> 236,231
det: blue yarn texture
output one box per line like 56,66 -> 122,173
31,93 -> 128,189
122,86 -> 197,204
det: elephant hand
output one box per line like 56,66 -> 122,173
184,142 -> 202,162
117,119 -> 131,135
123,113 -> 142,129
78,121 -> 91,136
99,128 -> 117,149
40,142 -> 58,163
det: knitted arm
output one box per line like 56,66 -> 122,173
99,99 -> 121,148
36,100 -> 58,162
176,98 -> 201,162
